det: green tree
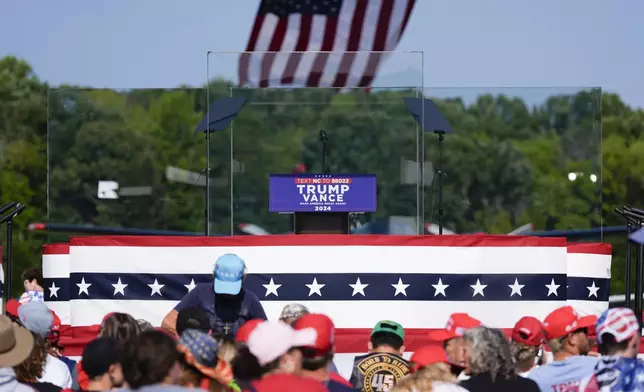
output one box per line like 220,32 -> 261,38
2,56 -> 644,296
0,57 -> 48,296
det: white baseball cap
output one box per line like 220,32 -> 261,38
247,321 -> 317,366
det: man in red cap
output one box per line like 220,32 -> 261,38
427,313 -> 481,376
409,345 -> 450,373
510,316 -> 545,377
293,314 -> 354,391
528,306 -> 598,391
403,345 -> 469,392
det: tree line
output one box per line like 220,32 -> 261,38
1,56 -> 643,296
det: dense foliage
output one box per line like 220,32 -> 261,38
1,56 -> 643,296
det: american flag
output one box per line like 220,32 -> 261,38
43,236 -> 611,378
238,0 -> 416,88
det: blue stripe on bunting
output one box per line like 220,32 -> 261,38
567,277 -> 610,302
42,273 -> 609,302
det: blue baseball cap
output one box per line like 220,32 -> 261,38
213,254 -> 245,295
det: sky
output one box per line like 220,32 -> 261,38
2,0 -> 643,108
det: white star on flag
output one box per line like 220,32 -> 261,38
77,277 -> 92,295
470,279 -> 487,297
112,278 -> 128,296
48,282 -> 60,298
432,278 -> 449,297
587,281 -> 600,298
508,278 -> 525,297
148,279 -> 165,296
184,279 -> 197,292
545,279 -> 560,297
263,278 -> 282,297
392,278 -> 410,297
306,278 -> 325,297
349,278 -> 368,297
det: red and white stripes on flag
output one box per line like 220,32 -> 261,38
238,0 -> 416,88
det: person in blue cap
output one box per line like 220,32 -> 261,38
162,254 -> 266,338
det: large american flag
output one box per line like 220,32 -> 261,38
238,0 -> 416,88
42,236 -> 612,378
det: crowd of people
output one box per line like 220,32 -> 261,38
2,259 -> 644,391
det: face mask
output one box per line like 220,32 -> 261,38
216,293 -> 238,301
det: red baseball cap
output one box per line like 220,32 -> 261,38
46,311 -> 63,342
511,317 -> 544,347
5,299 -> 20,317
543,306 -> 596,340
51,312 -> 62,330
581,315 -> 598,337
427,313 -> 482,341
409,345 -> 449,373
293,313 -> 334,356
235,319 -> 264,343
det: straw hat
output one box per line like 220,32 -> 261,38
0,315 -> 34,367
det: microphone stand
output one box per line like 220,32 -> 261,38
616,208 -> 634,309
617,206 -> 644,317
436,131 -> 446,235
319,130 -> 329,174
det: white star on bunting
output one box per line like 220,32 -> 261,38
545,278 -> 560,297
470,279 -> 487,297
432,278 -> 449,297
48,282 -> 60,298
392,278 -> 410,297
587,281 -> 600,298
112,278 -> 128,296
184,279 -> 197,292
508,278 -> 525,297
148,279 -> 165,296
306,278 -> 325,297
77,277 -> 92,295
349,278 -> 368,297
263,278 -> 282,297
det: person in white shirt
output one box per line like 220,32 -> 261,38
510,316 -> 546,377
17,302 -> 72,388
391,345 -> 469,392
40,354 -> 72,388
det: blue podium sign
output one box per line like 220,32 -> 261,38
269,174 -> 377,213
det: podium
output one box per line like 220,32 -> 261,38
292,212 -> 350,234
269,174 -> 377,234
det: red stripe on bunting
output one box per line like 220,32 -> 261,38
43,243 -> 71,255
54,325 -> 644,357
69,234 -> 567,248
567,243 -> 613,255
